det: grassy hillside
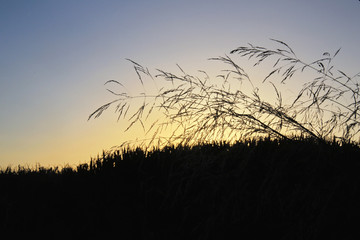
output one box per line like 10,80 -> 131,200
1,138 -> 360,239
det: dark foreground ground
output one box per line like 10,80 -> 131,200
1,138 -> 360,239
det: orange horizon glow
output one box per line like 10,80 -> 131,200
1,0 -> 359,168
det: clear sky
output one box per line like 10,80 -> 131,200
0,0 -> 359,167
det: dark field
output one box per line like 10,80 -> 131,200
1,138 -> 360,239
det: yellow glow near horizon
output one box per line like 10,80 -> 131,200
1,1 -> 359,168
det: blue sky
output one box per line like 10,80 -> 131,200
0,0 -> 359,167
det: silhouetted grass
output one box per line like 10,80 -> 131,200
89,40 -> 360,148
1,138 -> 360,239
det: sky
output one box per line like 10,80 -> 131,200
0,0 -> 359,167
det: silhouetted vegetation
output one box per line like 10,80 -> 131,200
89,40 -> 360,148
1,138 -> 360,239
2,40 -> 359,238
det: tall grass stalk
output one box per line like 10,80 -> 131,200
89,39 -> 360,148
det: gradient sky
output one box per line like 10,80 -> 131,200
0,0 -> 359,167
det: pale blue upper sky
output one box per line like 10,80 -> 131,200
0,0 -> 359,167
